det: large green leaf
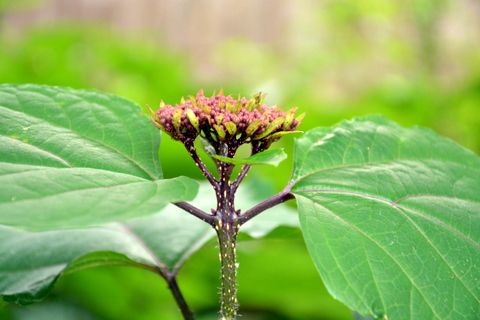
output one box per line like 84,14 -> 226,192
0,84 -> 161,179
0,84 -> 199,230
290,115 -> 480,319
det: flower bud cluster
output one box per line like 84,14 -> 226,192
151,90 -> 304,153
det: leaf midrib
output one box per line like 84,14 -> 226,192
299,195 -> 446,318
297,192 -> 480,313
293,189 -> 480,248
292,157 -> 475,187
0,175 -> 150,204
1,100 -> 158,180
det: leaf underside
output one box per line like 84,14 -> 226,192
291,115 -> 480,319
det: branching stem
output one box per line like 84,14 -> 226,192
237,188 -> 295,225
184,138 -> 218,187
173,201 -> 215,226
230,164 -> 252,195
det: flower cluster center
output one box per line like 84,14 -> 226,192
151,90 -> 304,155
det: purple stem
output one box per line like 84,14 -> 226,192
173,201 -> 215,225
236,189 -> 295,225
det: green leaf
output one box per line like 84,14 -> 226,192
0,224 -> 158,304
0,179 -> 297,305
0,170 -> 196,230
0,84 -> 198,230
0,84 -> 161,179
290,115 -> 480,319
213,148 -> 287,167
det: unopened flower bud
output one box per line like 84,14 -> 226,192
214,124 -> 226,140
283,108 -> 297,130
225,122 -> 237,135
172,108 -> 183,133
245,100 -> 255,112
254,117 -> 285,140
186,108 -> 200,132
296,112 -> 306,123
246,119 -> 263,136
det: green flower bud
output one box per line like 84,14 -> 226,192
225,122 -> 237,135
245,100 -> 256,112
188,96 -> 198,107
233,101 -> 242,114
252,92 -> 266,106
246,119 -> 263,136
186,108 -> 200,132
253,117 -> 285,140
226,101 -> 233,112
296,112 -> 307,123
172,108 -> 183,132
198,102 -> 211,115
216,114 -> 224,125
283,108 -> 297,130
213,124 -> 226,140
151,119 -> 166,131
219,99 -> 225,109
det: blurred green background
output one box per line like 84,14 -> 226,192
1,0 -> 479,319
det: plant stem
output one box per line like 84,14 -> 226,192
236,188 -> 295,225
213,142 -> 239,320
215,215 -> 239,320
230,164 -> 252,195
184,138 -> 218,187
174,201 -> 215,225
162,270 -> 195,320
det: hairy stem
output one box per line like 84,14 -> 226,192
213,142 -> 240,319
215,216 -> 239,320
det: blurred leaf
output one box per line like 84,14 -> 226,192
213,149 -> 287,167
10,299 -> 99,320
291,115 -> 480,319
0,224 -> 151,305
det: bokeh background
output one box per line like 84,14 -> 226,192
1,0 -> 479,319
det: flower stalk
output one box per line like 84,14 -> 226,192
151,90 -> 303,319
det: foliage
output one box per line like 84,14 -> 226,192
290,116 -> 480,319
1,84 -> 479,319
